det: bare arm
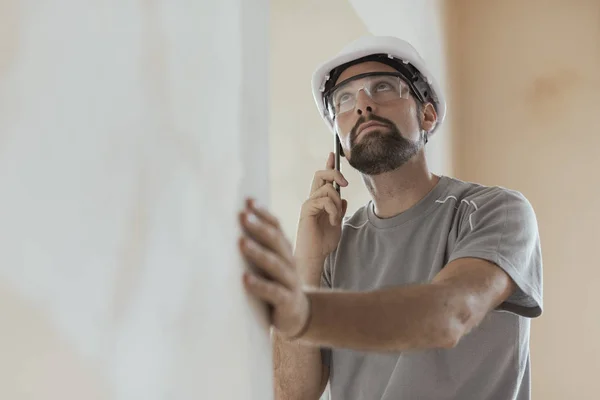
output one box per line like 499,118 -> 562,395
272,256 -> 329,400
273,331 -> 329,400
299,257 -> 517,351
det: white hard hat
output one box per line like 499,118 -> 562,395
311,36 -> 446,135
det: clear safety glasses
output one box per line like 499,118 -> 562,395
325,72 -> 411,120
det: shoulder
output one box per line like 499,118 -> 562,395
443,176 -> 538,229
445,176 -> 534,211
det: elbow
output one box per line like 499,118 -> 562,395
438,303 -> 475,349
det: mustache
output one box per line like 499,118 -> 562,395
350,114 -> 396,143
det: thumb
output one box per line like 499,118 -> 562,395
342,199 -> 348,217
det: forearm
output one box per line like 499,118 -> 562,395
293,254 -> 326,287
272,330 -> 326,400
270,255 -> 328,399
300,283 -> 470,352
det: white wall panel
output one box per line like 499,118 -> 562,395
0,1 -> 271,399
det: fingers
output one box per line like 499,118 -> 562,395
239,236 -> 297,290
326,152 -> 334,170
246,198 -> 280,230
309,153 -> 348,194
308,197 -> 340,226
243,271 -> 292,306
310,183 -> 342,213
238,200 -> 298,292
310,169 -> 348,195
305,183 -> 346,225
240,209 -> 293,265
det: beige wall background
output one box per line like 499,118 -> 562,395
272,0 -> 599,399
447,1 -> 600,398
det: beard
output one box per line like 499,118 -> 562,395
347,114 -> 422,175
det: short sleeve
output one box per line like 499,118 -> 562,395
448,189 -> 543,318
320,253 -> 333,368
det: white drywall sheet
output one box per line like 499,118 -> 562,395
0,1 -> 272,399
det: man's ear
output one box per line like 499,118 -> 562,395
420,102 -> 438,133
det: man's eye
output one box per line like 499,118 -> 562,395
374,82 -> 393,92
338,93 -> 352,104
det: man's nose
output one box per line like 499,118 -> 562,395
355,89 -> 376,116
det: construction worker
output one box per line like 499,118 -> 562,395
238,36 -> 543,400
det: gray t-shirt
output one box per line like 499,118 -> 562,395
320,175 -> 543,400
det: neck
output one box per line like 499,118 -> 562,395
361,152 -> 440,219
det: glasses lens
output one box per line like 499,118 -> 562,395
330,87 -> 356,115
366,75 -> 408,102
328,74 -> 410,118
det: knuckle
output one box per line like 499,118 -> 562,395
261,280 -> 273,295
251,248 -> 265,265
316,170 -> 330,179
264,251 -> 279,268
250,275 -> 265,290
312,185 -> 328,199
264,225 -> 278,242
267,283 -> 282,300
308,190 -> 321,200
303,199 -> 317,213
326,184 -> 339,197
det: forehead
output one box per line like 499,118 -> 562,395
335,61 -> 399,85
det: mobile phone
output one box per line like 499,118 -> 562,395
334,135 -> 341,195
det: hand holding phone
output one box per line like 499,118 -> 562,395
294,151 -> 348,262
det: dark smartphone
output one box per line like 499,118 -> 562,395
334,135 -> 342,195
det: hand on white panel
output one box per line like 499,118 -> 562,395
239,198 -> 311,339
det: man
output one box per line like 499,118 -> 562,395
238,36 -> 543,400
